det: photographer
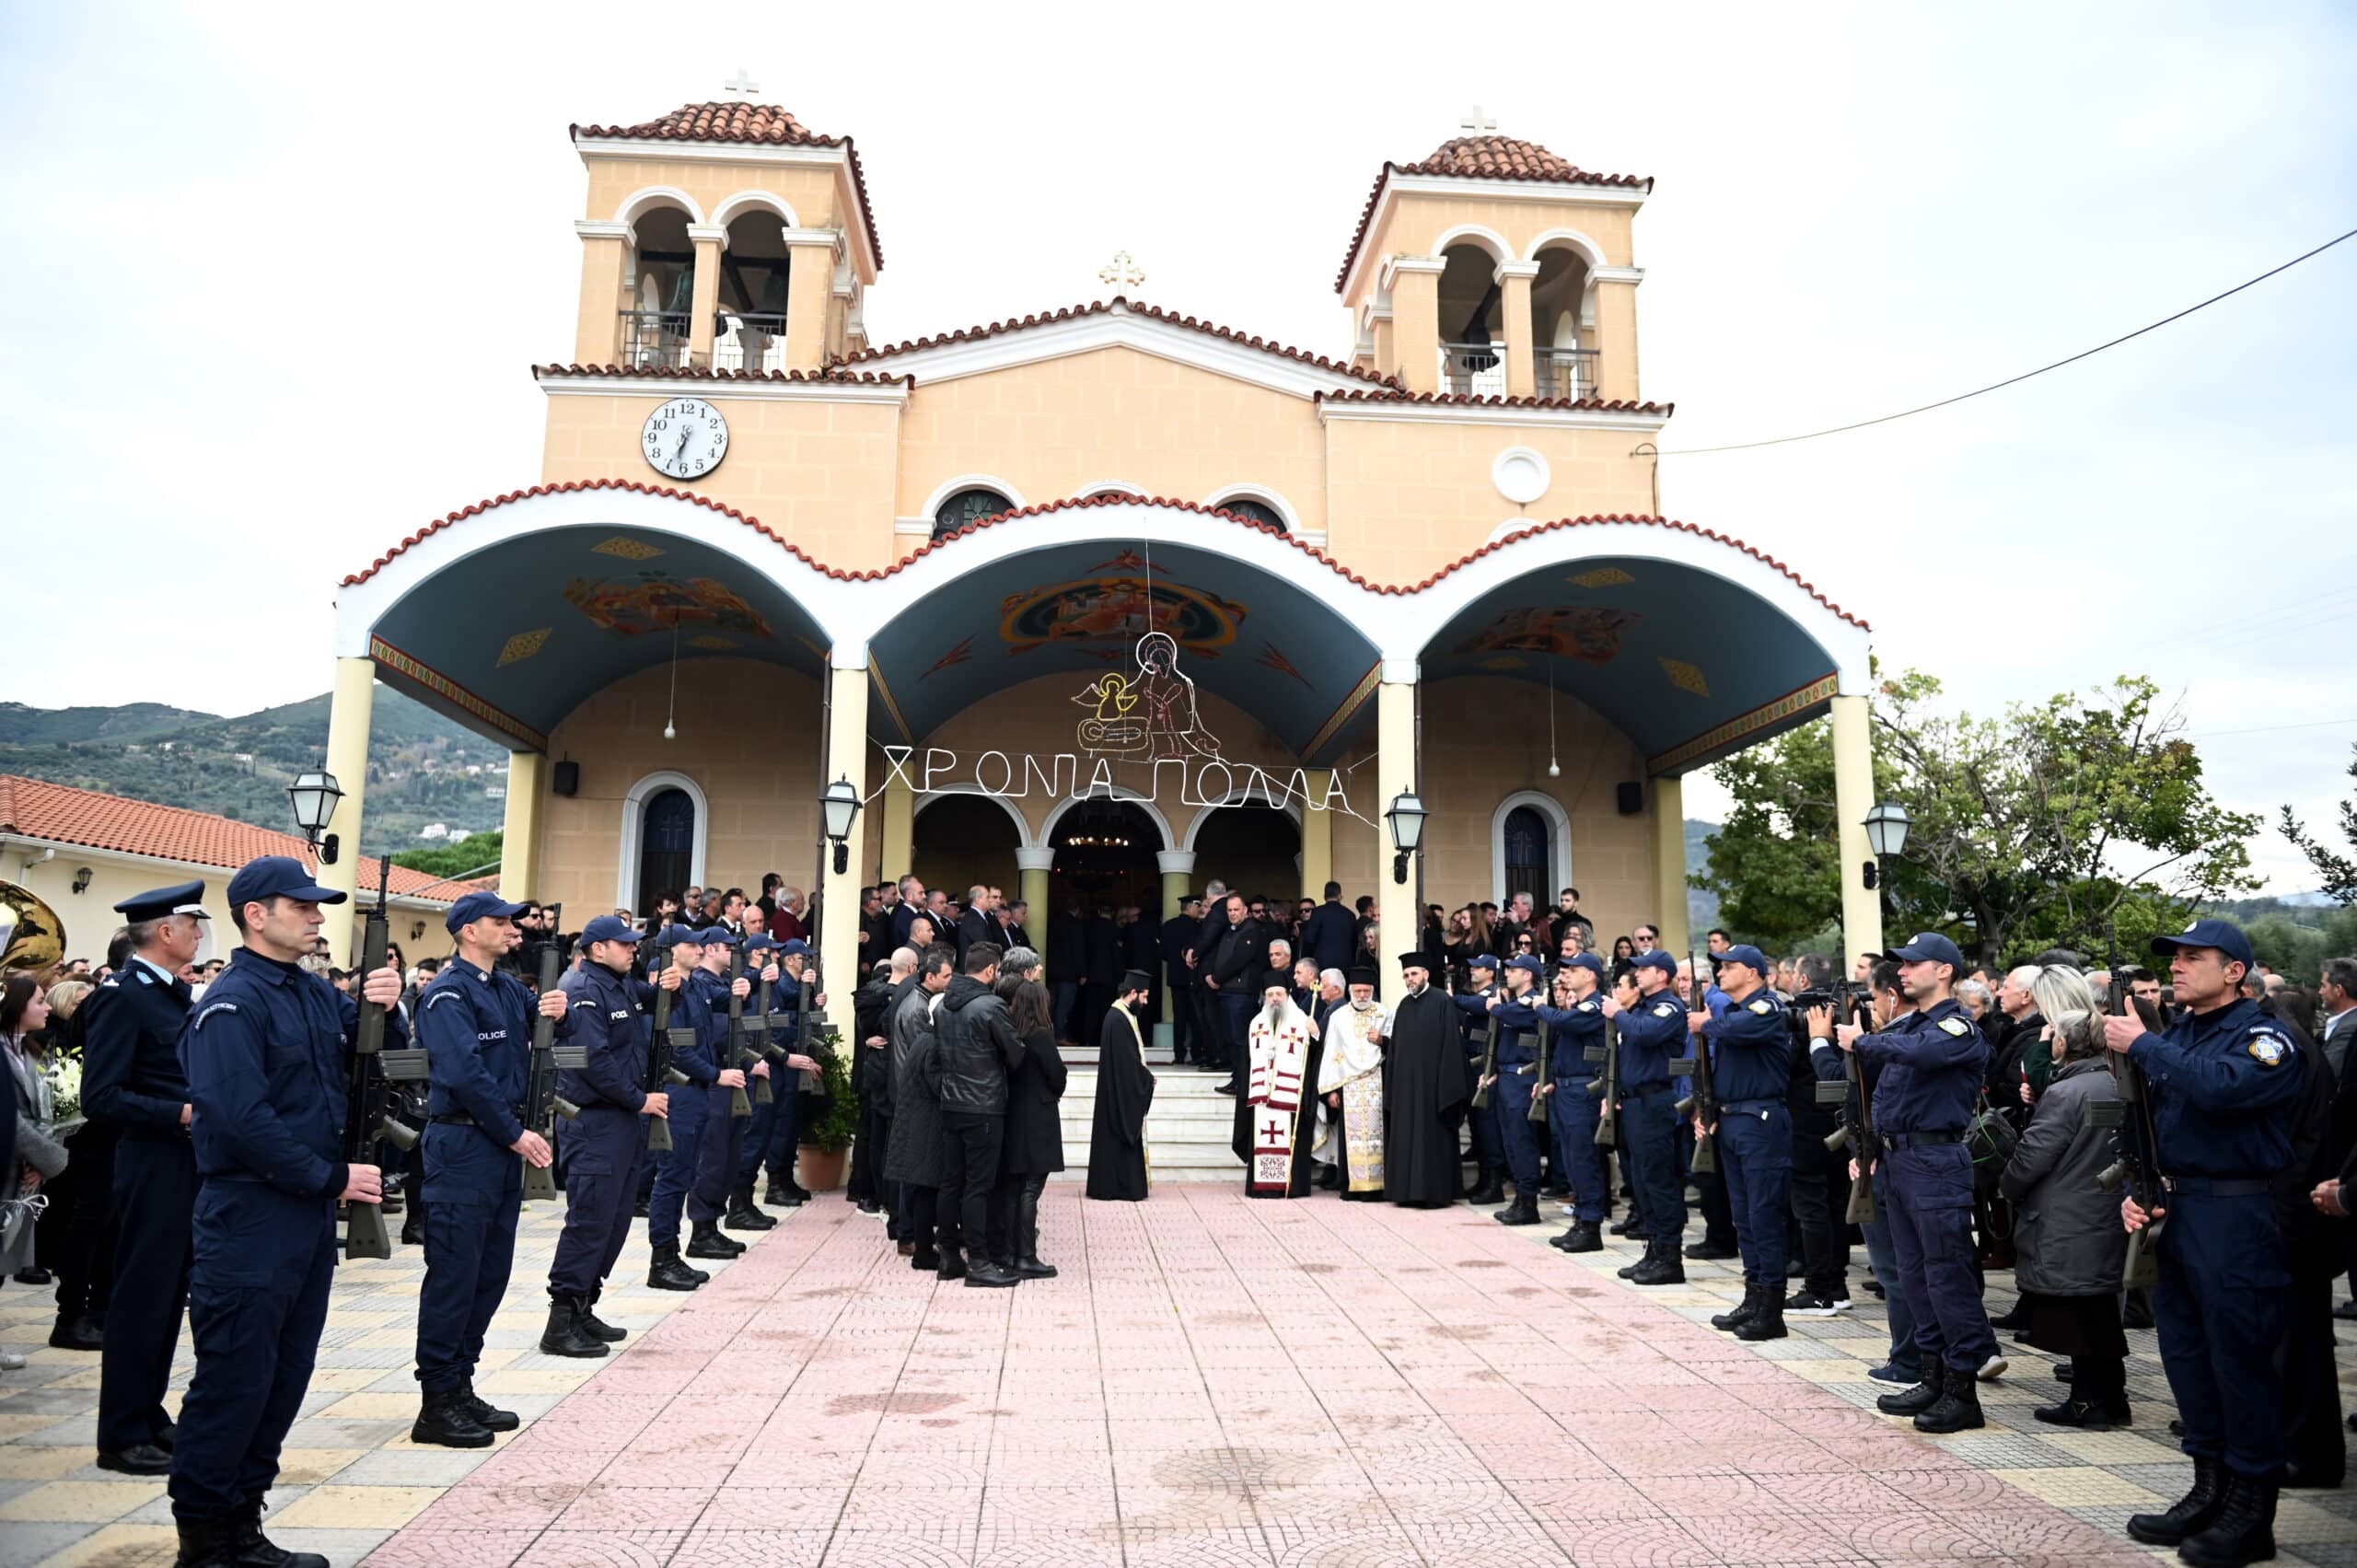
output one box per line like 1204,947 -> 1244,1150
1789,954 -> 1853,1316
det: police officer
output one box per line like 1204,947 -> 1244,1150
724,934 -> 787,1230
1478,954 -> 1558,1225
1451,954 -> 1508,1204
2110,920 -> 2305,1565
763,938 -> 823,1205
1615,949 -> 1689,1284
1836,932 -> 1996,1434
409,892 -> 570,1447
686,927 -> 756,1260
644,924 -> 731,1288
1686,945 -> 1794,1342
1540,953 -> 1617,1253
541,915 -> 679,1357
168,855 -> 403,1568
76,882 -> 207,1473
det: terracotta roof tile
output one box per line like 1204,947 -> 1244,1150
1317,389 -> 1673,416
830,297 -> 1403,389
0,776 -> 481,902
533,365 -> 909,387
340,482 -> 1865,629
1336,135 -> 1652,294
571,102 -> 885,267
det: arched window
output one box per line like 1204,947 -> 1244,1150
638,787 -> 695,919
1217,496 -> 1286,533
932,487 -> 1014,540
1502,805 -> 1552,903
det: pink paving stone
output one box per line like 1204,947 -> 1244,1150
509,1529 -> 689,1568
406,1481 -> 585,1530
553,1482 -> 720,1530
361,1529 -> 540,1568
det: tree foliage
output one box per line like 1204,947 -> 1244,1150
2279,745 -> 2357,905
1698,671 -> 2258,965
389,830 -> 505,880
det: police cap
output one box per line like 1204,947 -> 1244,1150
1468,953 -> 1502,973
1562,952 -> 1604,976
446,891 -> 529,935
226,855 -> 346,909
1631,949 -> 1678,976
1882,932 -> 1965,971
112,880 -> 208,923
2149,918 -> 2255,972
1717,944 -> 1770,975
1505,954 -> 1545,977
580,914 -> 643,947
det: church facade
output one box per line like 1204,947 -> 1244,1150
320,100 -> 1884,999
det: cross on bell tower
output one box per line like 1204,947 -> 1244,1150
1459,104 -> 1497,134
723,69 -> 761,98
1098,250 -> 1145,294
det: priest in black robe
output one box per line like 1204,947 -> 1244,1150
1086,970 -> 1157,1201
1383,953 -> 1468,1207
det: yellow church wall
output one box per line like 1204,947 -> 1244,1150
889,348 -> 1327,537
582,160 -> 843,236
540,392 -> 901,573
1322,419 -> 1656,585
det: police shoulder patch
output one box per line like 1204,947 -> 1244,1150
134,970 -> 152,985
192,1002 -> 238,1028
1747,998 -> 1773,1015
424,991 -> 463,1010
1653,1001 -> 1680,1017
2247,1030 -> 2289,1067
1577,999 -> 1599,1013
1938,1016 -> 1971,1037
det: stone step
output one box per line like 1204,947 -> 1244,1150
1048,1065 -> 1244,1183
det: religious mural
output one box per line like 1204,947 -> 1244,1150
1449,604 -> 1638,666
998,555 -> 1247,657
1073,631 -> 1225,761
562,575 -> 773,640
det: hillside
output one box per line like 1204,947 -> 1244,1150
1686,818 -> 1722,935
0,689 -> 508,845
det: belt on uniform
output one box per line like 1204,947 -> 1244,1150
1621,1082 -> 1671,1100
431,1113 -> 476,1127
1879,1129 -> 1964,1149
1722,1098 -> 1781,1115
2162,1176 -> 2269,1197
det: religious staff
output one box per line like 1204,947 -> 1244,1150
1244,980 -> 1318,1197
1315,968 -> 1387,1200
1383,953 -> 1469,1207
1086,970 -> 1156,1201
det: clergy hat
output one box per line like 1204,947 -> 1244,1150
113,880 -> 208,923
1397,951 -> 1439,972
1120,968 -> 1154,993
1260,970 -> 1295,993
1346,966 -> 1377,987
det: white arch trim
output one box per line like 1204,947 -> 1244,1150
614,185 -> 706,226
1038,786 -> 1176,854
917,472 -> 1029,522
616,770 -> 710,916
1485,517 -> 1543,546
711,189 -> 804,229
1491,790 -> 1573,905
1179,790 -> 1306,855
1200,484 -> 1303,534
911,788 -> 1037,850
1524,227 -> 1608,270
1432,223 -> 1514,263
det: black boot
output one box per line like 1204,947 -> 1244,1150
1628,1239 -> 1686,1286
1551,1219 -> 1602,1253
410,1388 -> 493,1448
1467,1170 -> 1506,1206
49,1312 -> 103,1352
936,1248 -> 968,1283
1912,1364 -> 1984,1434
1618,1239 -> 1656,1278
965,1258 -> 1021,1288
763,1179 -> 805,1206
1711,1285 -> 1762,1332
231,1501 -> 329,1566
2177,1471 -> 2277,1568
2033,1394 -> 2131,1430
646,1243 -> 706,1291
539,1296 -> 610,1358
686,1220 -> 743,1260
1875,1373 -> 1945,1417
1494,1191 -> 1541,1226
579,1288 -> 626,1343
725,1182 -> 776,1231
1684,1237 -> 1739,1260
1609,1212 -> 1645,1237
911,1243 -> 942,1272
1014,1188 -> 1056,1277
457,1377 -> 518,1434
1736,1286 -> 1787,1342
174,1516 -> 243,1568
2128,1456 -> 2229,1547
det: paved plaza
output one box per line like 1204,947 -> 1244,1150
0,1186 -> 2350,1567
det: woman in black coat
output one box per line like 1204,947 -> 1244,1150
989,958 -> 1066,1277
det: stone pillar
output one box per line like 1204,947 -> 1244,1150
879,772 -> 914,887
1831,692 -> 1885,976
572,222 -> 629,363
1157,849 -> 1196,1019
783,232 -> 838,372
1375,668 -> 1418,1002
1299,770 -> 1333,903
1016,848 -> 1056,963
319,656 -> 375,964
1389,258 -> 1445,393
1498,261 -> 1539,398
1652,774 -> 1689,957
500,751 -> 545,900
687,226 -> 726,367
1593,270 -> 1643,401
817,661 -> 869,1010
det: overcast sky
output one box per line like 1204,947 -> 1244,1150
4,2 -> 2351,891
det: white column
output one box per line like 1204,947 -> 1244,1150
319,656 -> 375,964
1653,773 -> 1689,956
818,661 -> 869,1007
1375,668 -> 1418,1002
1831,692 -> 1885,975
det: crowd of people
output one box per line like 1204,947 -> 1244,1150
5,854 -> 2353,1568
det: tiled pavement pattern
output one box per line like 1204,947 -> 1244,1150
0,1188 -> 2349,1567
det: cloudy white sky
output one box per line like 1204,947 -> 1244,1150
4,2 -> 2351,890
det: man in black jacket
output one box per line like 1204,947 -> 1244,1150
929,944 -> 1026,1288
1080,905 -> 1122,1051
1205,895 -> 1271,1095
1162,897 -> 1203,1064
956,884 -> 996,964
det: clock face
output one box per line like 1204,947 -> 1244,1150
642,398 -> 728,481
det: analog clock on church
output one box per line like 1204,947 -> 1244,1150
641,397 -> 728,480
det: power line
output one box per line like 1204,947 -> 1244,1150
1654,226 -> 2357,457
2188,716 -> 2357,740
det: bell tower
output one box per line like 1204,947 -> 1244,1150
1336,115 -> 1650,401
566,87 -> 883,375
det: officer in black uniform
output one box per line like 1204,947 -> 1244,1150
409,892 -> 570,1447
1481,954 -> 1569,1225
1685,944 -> 1794,1342
2111,920 -> 2306,1567
687,926 -> 756,1259
1450,955 -> 1508,1203
78,881 -> 207,1475
1616,950 -> 1690,1284
541,914 -> 677,1357
1540,952 -> 1617,1253
168,855 -> 404,1568
1837,932 -> 1996,1434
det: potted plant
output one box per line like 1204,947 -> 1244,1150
795,1029 -> 857,1193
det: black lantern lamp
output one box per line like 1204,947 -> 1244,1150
1861,799 -> 1910,890
1387,790 -> 1428,886
288,771 -> 344,865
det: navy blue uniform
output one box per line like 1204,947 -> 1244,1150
549,962 -> 653,1298
1453,986 -> 1507,1180
1699,988 -> 1794,1288
79,959 -> 194,1457
645,966 -> 720,1247
2127,997 -> 2305,1480
168,951 -> 396,1526
1542,995 -> 1611,1222
414,959 -> 565,1394
1616,986 -> 1689,1242
689,968 -> 744,1218
1858,997 -> 1995,1376
1486,989 -> 1567,1197
737,969 -> 801,1190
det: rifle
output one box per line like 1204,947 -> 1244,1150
519,903 -> 572,1204
343,856 -> 424,1260
1525,1002 -> 1550,1127
2088,923 -> 2167,1290
744,966 -> 792,1098
724,950 -> 753,1119
1813,986 -> 1878,1225
1469,997 -> 1501,1112
1584,1014 -> 1620,1148
644,977 -> 695,1153
1669,947 -> 1720,1176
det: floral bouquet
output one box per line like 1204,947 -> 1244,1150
43,1053 -> 84,1140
